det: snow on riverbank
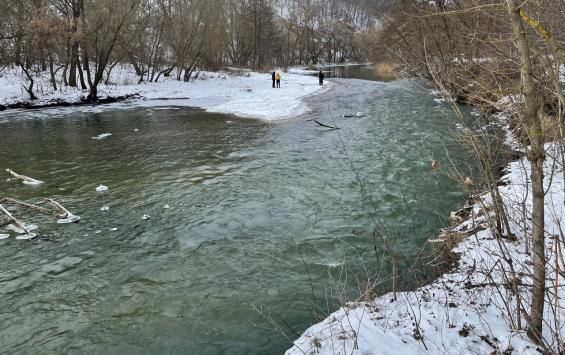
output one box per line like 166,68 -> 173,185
0,65 -> 331,120
286,143 -> 565,354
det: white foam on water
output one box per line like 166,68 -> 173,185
92,133 -> 112,140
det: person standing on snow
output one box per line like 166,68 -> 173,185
319,70 -> 325,85
272,71 -> 276,88
275,72 -> 281,88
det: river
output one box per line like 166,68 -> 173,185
0,74 -> 473,354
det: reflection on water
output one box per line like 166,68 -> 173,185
319,64 -> 385,81
0,79 -> 472,354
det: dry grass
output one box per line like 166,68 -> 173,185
373,62 -> 399,80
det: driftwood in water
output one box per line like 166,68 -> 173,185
45,198 -> 73,218
0,204 -> 28,232
1,197 -> 56,216
0,216 -> 11,228
314,120 -> 340,129
6,169 -> 43,185
0,197 -> 78,223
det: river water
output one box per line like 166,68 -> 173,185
320,64 -> 385,81
0,76 -> 473,354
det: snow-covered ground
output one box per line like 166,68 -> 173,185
286,143 -> 565,354
0,65 -> 331,120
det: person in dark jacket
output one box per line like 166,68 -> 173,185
319,70 -> 325,85
272,71 -> 276,88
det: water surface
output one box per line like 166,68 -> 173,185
0,78 -> 471,354
319,64 -> 384,81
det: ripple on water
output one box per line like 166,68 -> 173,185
0,79 -> 475,354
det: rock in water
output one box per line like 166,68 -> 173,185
96,184 -> 109,193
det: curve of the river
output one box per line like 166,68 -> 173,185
0,78 -> 472,354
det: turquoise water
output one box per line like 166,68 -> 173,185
0,78 -> 471,354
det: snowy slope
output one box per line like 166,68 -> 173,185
286,143 -> 565,354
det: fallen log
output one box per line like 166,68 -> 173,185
0,216 -> 11,228
0,197 -> 80,223
1,197 -> 56,216
45,199 -> 72,218
314,120 -> 340,129
6,169 -> 44,186
46,198 -> 80,223
0,204 -> 28,233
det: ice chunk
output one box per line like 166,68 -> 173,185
26,224 -> 38,231
92,133 -> 112,140
57,213 -> 81,224
6,224 -> 25,234
96,184 -> 109,193
0,234 -> 10,240
100,206 -> 110,211
16,233 -> 37,240
22,178 -> 44,186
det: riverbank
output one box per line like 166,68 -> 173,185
0,65 -> 332,120
286,140 -> 565,353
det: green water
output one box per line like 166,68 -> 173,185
0,79 -> 471,354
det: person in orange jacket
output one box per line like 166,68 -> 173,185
275,72 -> 281,88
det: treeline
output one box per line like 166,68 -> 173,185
0,0 -> 379,101
378,0 -> 565,111
379,0 -> 565,351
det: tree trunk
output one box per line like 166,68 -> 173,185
69,3 -> 81,87
69,43 -> 79,87
20,64 -> 37,100
62,65 -> 68,86
505,0 -> 546,344
48,50 -> 57,91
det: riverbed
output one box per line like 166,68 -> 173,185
0,76 -> 473,354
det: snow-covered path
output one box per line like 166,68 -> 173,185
0,66 -> 332,120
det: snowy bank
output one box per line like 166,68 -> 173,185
286,143 -> 565,354
0,65 -> 332,120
